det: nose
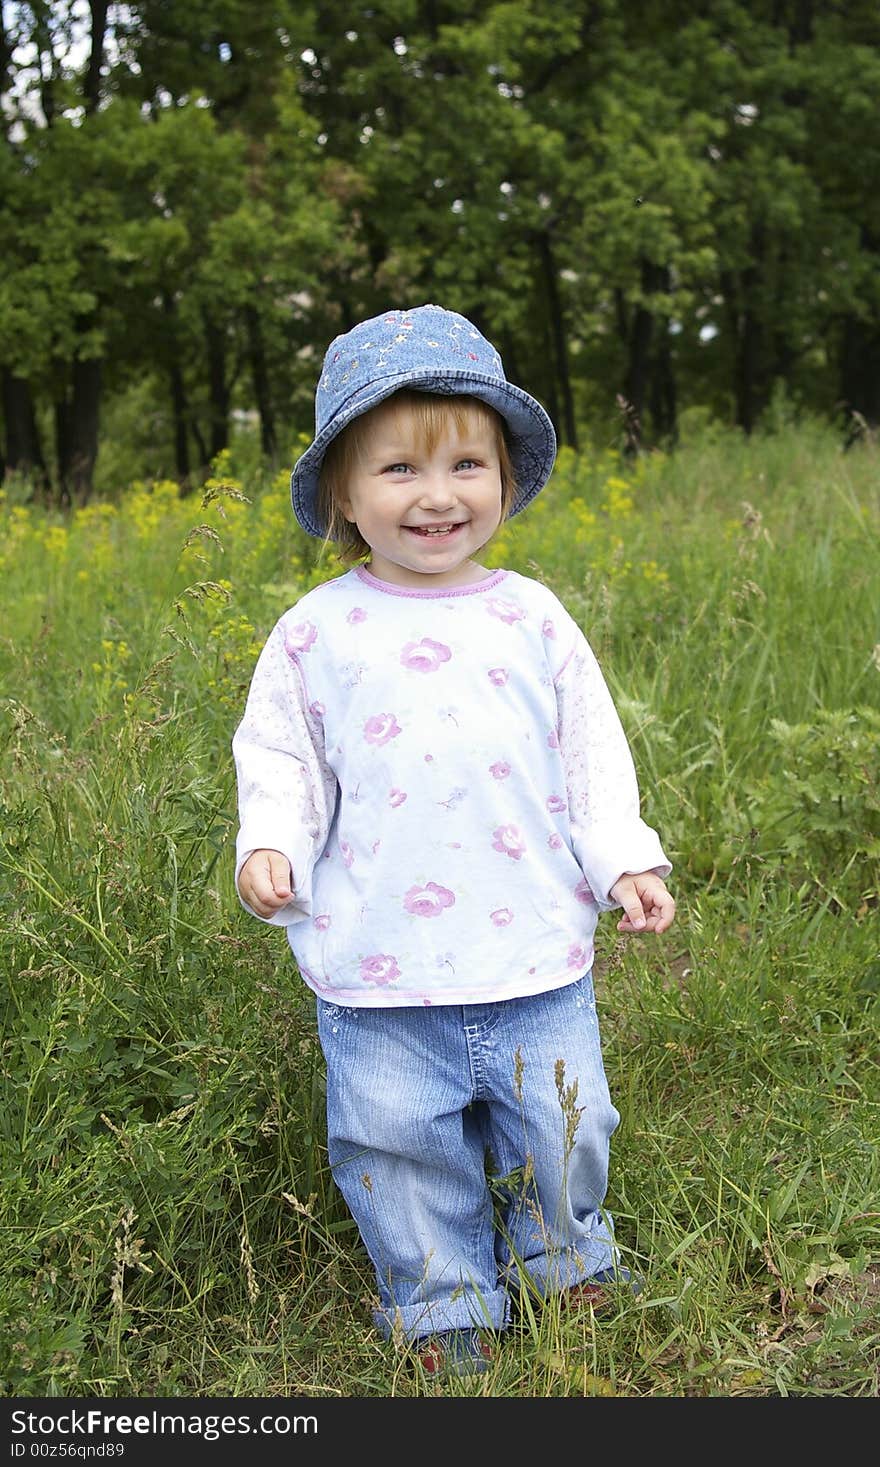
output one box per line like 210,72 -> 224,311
418,472 -> 457,510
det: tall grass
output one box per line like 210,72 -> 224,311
1,423 -> 878,1397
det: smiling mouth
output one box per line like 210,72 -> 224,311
406,523 -> 464,537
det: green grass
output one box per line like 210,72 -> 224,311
1,422 -> 878,1397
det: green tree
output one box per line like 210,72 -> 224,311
3,0 -> 879,491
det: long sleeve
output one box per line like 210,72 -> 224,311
232,617 -> 337,925
555,629 -> 671,909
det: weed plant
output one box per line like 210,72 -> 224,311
1,422 -> 878,1397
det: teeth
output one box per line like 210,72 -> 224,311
413,525 -> 456,535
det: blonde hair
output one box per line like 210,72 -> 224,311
317,390 -> 518,565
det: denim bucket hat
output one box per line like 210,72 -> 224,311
290,303 -> 557,538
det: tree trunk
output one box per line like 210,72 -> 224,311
84,2 -> 109,114
53,348 -> 102,505
613,287 -> 641,454
779,0 -> 815,47
2,369 -> 48,489
839,313 -> 880,433
647,264 -> 677,442
162,291 -> 191,482
839,226 -> 880,435
170,357 -> 191,483
62,3 -> 107,503
724,224 -> 768,433
650,329 -> 677,443
623,260 -> 656,433
204,313 -> 229,461
245,303 -> 277,458
54,395 -> 71,506
538,314 -> 560,435
618,261 -> 679,448
0,7 -> 10,87
735,301 -> 762,434
537,233 -> 577,450
68,354 -> 101,503
1,16 -> 48,496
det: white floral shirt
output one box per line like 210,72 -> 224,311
232,564 -> 670,1007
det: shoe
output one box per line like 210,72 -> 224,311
562,1266 -> 643,1314
417,1328 -> 493,1378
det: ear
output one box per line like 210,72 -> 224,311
339,497 -> 358,524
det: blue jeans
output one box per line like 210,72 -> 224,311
315,972 -> 620,1341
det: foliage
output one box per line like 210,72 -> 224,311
2,2 -> 880,498
747,710 -> 880,904
1,423 -> 878,1397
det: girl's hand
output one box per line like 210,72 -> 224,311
609,871 -> 675,935
238,848 -> 295,918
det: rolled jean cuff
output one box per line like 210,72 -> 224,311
373,1285 -> 510,1341
513,1236 -> 618,1300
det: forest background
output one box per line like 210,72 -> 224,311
2,0 -> 880,499
1,0 -> 879,1403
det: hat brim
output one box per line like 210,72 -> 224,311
290,367 -> 557,540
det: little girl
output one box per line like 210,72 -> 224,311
233,304 -> 674,1377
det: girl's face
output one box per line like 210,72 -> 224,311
339,401 -> 504,588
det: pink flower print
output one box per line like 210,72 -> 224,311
314,914 -> 331,930
359,954 -> 401,986
488,668 -> 508,686
492,825 -> 526,861
548,833 -> 563,850
308,701 -> 325,719
364,713 -> 401,745
285,621 -> 317,654
575,878 -> 596,905
567,943 -> 588,969
340,840 -> 354,868
490,761 -> 511,780
389,788 -> 407,807
400,637 -> 452,673
424,753 -> 434,762
490,908 -> 513,927
372,840 -> 381,856
547,728 -> 560,749
486,597 -> 525,625
347,606 -> 366,624
542,618 -> 556,639
546,794 -> 566,813
404,882 -> 455,917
